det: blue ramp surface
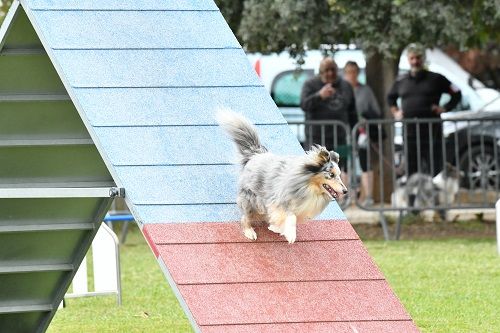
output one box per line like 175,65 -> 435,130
22,0 -> 345,224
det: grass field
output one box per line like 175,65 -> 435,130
48,223 -> 499,333
365,238 -> 499,332
48,226 -> 192,333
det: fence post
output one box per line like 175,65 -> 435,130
497,199 -> 500,255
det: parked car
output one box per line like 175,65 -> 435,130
441,103 -> 500,190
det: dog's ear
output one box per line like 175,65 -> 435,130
305,146 -> 331,173
445,162 -> 461,178
330,151 -> 340,164
317,147 -> 330,163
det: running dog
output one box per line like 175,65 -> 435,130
217,110 -> 348,243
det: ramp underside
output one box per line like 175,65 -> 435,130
0,3 -> 115,332
143,220 -> 419,332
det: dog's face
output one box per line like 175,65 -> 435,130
433,162 -> 463,193
306,146 -> 348,200
444,162 -> 464,179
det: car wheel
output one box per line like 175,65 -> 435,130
459,145 -> 500,190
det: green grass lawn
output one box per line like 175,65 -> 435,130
48,224 -> 499,333
366,238 -> 499,332
47,225 -> 193,333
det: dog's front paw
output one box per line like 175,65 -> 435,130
243,227 -> 257,241
283,226 -> 296,244
268,224 -> 282,234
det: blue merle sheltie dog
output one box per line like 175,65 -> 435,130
217,110 -> 348,243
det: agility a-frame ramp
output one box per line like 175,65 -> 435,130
0,1 -> 419,332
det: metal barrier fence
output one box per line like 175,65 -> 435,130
288,119 -> 353,209
287,117 -> 500,239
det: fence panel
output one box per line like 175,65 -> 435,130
288,120 -> 352,209
287,117 -> 500,222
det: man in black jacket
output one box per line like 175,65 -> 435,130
388,43 -> 461,176
300,57 -> 357,172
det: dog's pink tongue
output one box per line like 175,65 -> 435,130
323,184 -> 336,199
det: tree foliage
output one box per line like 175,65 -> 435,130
237,0 -> 336,58
332,1 -> 474,58
232,0 -> 498,59
0,0 -> 12,25
469,0 -> 500,46
216,0 -> 499,112
213,0 -> 245,42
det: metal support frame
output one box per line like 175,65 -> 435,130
37,197 -> 114,333
104,214 -> 134,243
64,223 -> 122,306
0,187 -> 125,198
497,199 -> 500,255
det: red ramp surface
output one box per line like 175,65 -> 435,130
143,220 -> 419,332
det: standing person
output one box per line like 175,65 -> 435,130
300,57 -> 357,177
387,43 -> 461,176
343,60 -> 383,206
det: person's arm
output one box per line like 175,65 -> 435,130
300,80 -> 322,112
387,81 -> 402,119
443,81 -> 462,112
432,76 -> 462,115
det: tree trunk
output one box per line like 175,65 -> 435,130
365,52 -> 400,203
365,51 -> 400,118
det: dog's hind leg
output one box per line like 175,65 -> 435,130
241,214 -> 257,240
237,190 -> 260,240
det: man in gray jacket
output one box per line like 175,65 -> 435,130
300,57 -> 357,172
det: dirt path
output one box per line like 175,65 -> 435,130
353,218 -> 496,240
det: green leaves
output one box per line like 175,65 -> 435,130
237,0 -> 336,54
0,1 -> 13,25
217,0 -> 498,60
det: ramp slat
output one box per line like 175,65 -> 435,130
94,125 -> 297,166
0,304 -> 52,314
28,0 -> 218,11
52,49 -> 260,88
158,240 -> 383,284
144,220 -> 358,245
135,202 -> 345,225
33,11 -> 238,49
0,263 -> 73,274
179,280 -> 411,326
200,321 -> 420,333
75,87 -> 282,127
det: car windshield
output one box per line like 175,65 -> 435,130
271,68 -> 367,109
271,70 -> 313,107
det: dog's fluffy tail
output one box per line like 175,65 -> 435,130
216,108 -> 267,166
